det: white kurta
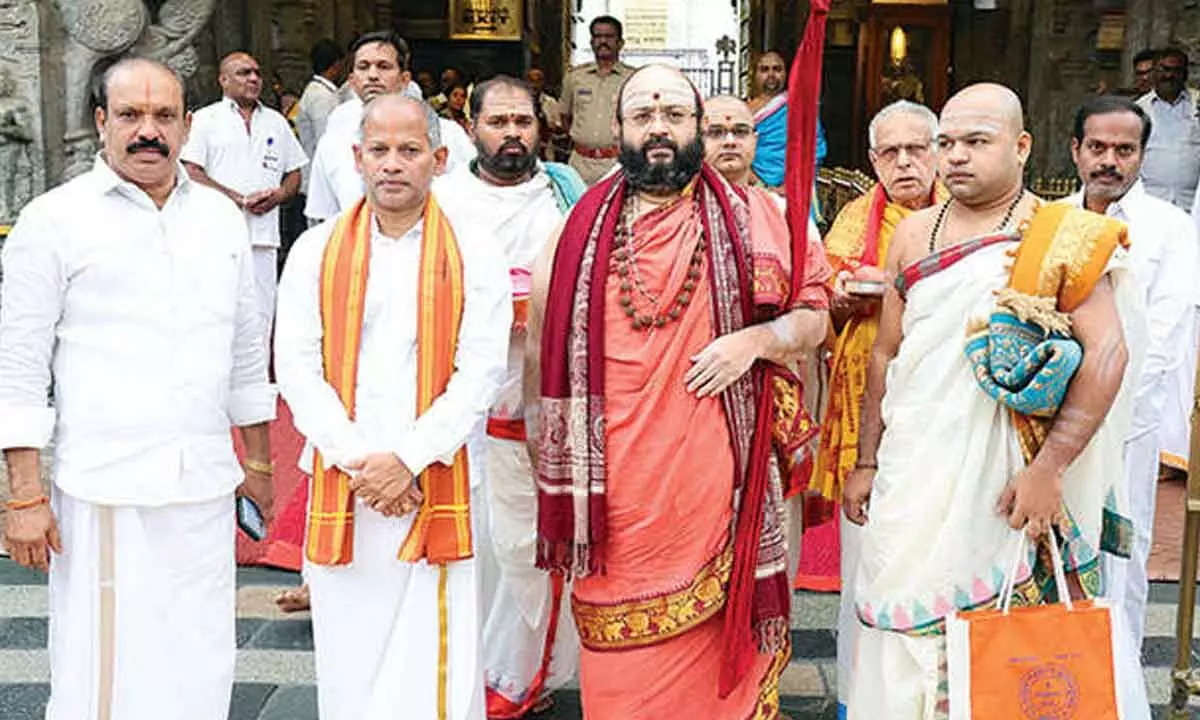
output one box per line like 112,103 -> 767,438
274,208 -> 511,720
1064,183 -> 1199,652
433,165 -> 581,707
305,96 -> 478,221
849,238 -> 1147,718
0,158 -> 274,719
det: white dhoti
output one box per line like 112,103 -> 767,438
837,515 -> 862,719
848,240 -> 1147,719
46,491 -> 235,720
306,496 -> 484,720
1160,309 -> 1200,471
480,436 -> 578,711
1102,430 -> 1161,654
251,246 -> 278,363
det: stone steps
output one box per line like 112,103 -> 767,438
0,562 -> 1197,718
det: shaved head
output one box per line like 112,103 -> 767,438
702,95 -> 757,184
941,83 -> 1025,135
936,83 -> 1032,205
755,51 -> 787,97
217,51 -> 262,106
618,64 -> 700,119
704,95 -> 753,124
219,52 -> 254,75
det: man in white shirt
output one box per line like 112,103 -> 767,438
0,57 -> 275,720
294,38 -> 344,194
181,52 -> 307,360
1065,95 -> 1199,653
1135,47 -> 1200,210
305,31 -> 475,223
432,75 -> 586,716
276,93 -> 509,720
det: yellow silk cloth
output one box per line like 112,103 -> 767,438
813,183 -> 945,503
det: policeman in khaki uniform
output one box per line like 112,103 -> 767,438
560,15 -> 636,185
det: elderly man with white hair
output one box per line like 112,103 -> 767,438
814,99 -> 944,718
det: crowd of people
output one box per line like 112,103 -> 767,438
0,14 -> 1198,720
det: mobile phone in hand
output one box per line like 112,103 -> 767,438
236,495 -> 267,542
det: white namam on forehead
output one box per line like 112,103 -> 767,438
703,95 -> 753,124
621,66 -> 696,112
937,83 -> 1024,138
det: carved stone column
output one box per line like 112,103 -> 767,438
0,0 -> 45,225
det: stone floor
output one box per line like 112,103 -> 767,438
1,559 -> 1200,718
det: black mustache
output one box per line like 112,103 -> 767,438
499,140 -> 528,154
643,138 -> 678,152
1090,168 -> 1122,181
126,138 -> 169,156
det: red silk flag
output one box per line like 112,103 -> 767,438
784,0 -> 831,302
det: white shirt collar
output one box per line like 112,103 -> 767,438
1150,89 -> 1194,108
89,152 -> 191,200
223,96 -> 263,115
312,75 -> 338,93
1067,179 -> 1147,219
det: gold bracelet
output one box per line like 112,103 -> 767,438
243,459 -> 274,475
5,494 -> 49,511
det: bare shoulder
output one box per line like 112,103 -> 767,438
888,205 -> 939,271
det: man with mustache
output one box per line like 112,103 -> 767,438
305,30 -> 475,223
1063,95 -> 1199,656
746,51 -> 827,192
0,57 -> 275,719
812,98 -> 943,718
560,15 -> 635,185
844,84 -> 1149,716
1136,47 -> 1200,210
528,65 -> 830,717
182,51 -> 308,363
432,74 -> 587,718
275,93 -> 511,720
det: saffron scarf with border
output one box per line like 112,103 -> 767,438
536,166 -> 790,697
306,195 -> 472,566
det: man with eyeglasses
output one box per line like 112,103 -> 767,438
1135,46 -> 1200,210
1062,95 -> 1199,659
527,65 -> 830,717
430,75 -> 586,717
808,98 -> 943,719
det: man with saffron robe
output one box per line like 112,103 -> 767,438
843,83 -> 1149,717
274,94 -> 511,720
528,65 -> 830,718
432,75 -> 586,717
1063,95 -> 1199,655
815,98 -> 942,718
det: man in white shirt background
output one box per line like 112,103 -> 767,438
0,57 -> 275,720
305,30 -> 475,224
1065,95 -> 1200,655
181,51 -> 307,362
276,93 -> 510,720
295,39 -> 344,196
1135,47 -> 1200,211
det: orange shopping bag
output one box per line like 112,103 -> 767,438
946,532 -> 1119,719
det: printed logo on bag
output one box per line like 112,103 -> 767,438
1019,663 -> 1080,719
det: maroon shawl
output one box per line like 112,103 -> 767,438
535,165 -> 791,697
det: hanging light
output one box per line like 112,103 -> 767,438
889,26 -> 908,65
